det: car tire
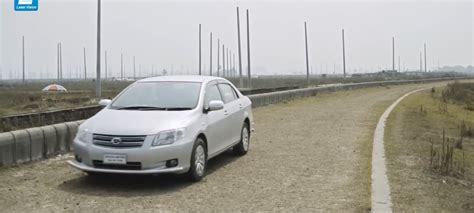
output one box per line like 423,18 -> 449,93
187,138 -> 207,182
233,122 -> 250,156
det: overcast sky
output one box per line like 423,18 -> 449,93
0,0 -> 473,79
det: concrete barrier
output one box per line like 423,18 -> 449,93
65,121 -> 80,151
41,125 -> 58,158
26,127 -> 45,161
53,123 -> 69,152
0,121 -> 86,166
0,133 -> 14,166
0,77 -> 468,167
11,130 -> 31,164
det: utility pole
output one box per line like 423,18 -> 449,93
133,56 -> 136,79
104,51 -> 108,80
57,43 -> 60,82
424,43 -> 427,72
246,9 -> 252,88
236,7 -> 243,88
59,42 -> 63,82
392,36 -> 395,71
199,24 -> 202,75
22,36 -> 25,84
419,52 -> 423,72
222,44 -> 225,77
226,47 -> 232,77
121,53 -> 124,79
217,38 -> 220,76
210,32 -> 212,76
83,47 -> 87,80
342,29 -> 346,78
96,0 -> 102,98
304,22 -> 309,85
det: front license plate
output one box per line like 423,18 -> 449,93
103,154 -> 127,165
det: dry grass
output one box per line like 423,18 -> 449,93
0,81 -> 131,116
385,84 -> 474,212
442,81 -> 474,110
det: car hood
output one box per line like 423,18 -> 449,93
82,108 -> 198,135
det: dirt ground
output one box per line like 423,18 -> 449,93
0,82 -> 452,212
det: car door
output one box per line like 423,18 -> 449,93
217,83 -> 242,148
203,83 -> 228,156
229,84 -> 246,136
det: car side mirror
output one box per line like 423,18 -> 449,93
208,100 -> 224,111
99,99 -> 112,107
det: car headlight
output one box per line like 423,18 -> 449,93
75,128 -> 89,143
152,128 -> 185,146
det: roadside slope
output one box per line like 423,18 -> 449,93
384,87 -> 474,211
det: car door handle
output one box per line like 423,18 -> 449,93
239,104 -> 243,109
224,110 -> 229,116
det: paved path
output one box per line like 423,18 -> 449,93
371,88 -> 426,212
0,82 -> 447,212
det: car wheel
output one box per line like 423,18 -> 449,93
188,138 -> 207,182
233,122 -> 250,156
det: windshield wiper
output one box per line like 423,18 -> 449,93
161,107 -> 193,111
115,106 -> 192,111
116,106 -> 165,110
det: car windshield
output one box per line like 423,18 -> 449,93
110,81 -> 202,110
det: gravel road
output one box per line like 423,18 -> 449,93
0,82 -> 448,212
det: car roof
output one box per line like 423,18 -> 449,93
137,75 -> 225,84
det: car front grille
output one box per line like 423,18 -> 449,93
93,160 -> 142,170
93,134 -> 146,148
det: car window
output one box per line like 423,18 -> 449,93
231,86 -> 239,98
111,82 -> 201,109
218,84 -> 237,103
205,85 -> 223,106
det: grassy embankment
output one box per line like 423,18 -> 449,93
0,81 -> 131,117
385,81 -> 474,212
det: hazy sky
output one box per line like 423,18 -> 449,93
0,0 -> 473,79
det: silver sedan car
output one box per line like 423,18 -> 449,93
68,75 -> 253,181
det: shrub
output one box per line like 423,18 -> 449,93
442,81 -> 474,106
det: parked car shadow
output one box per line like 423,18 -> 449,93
58,149 -> 240,197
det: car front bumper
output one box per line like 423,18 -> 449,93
67,160 -> 185,174
70,136 -> 194,175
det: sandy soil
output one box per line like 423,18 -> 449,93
0,82 -> 449,212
